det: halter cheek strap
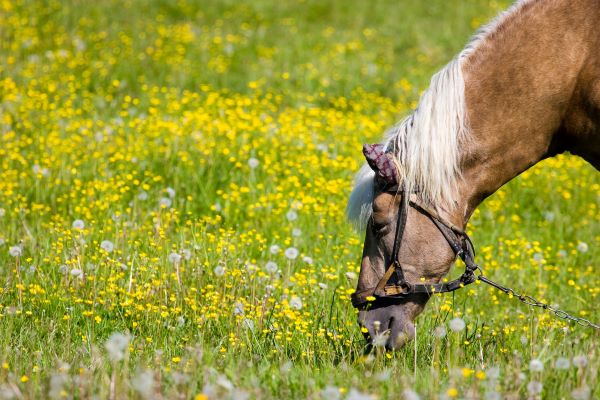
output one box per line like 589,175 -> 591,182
351,184 -> 480,309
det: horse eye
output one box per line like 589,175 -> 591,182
371,221 -> 390,237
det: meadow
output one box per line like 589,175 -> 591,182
0,0 -> 598,398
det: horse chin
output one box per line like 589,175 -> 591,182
357,295 -> 429,350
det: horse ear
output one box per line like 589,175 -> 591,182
362,143 -> 398,186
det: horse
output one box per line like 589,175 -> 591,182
346,0 -> 600,350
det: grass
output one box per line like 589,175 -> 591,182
0,0 -> 598,398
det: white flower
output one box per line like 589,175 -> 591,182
292,228 -> 302,237
527,381 -> 543,395
9,246 -> 22,257
131,369 -> 154,399
214,265 -> 225,277
554,357 -> 570,370
448,317 -> 465,332
433,326 -> 447,338
182,249 -> 192,260
321,386 -> 341,400
269,245 -> 280,254
346,388 -> 373,400
543,211 -> 555,222
286,210 -> 298,221
557,249 -> 567,258
100,240 -> 114,253
572,355 -> 588,368
72,219 -> 85,230
402,389 -> 420,400
289,296 -> 302,310
265,261 -> 278,273
318,283 -> 328,290
486,366 -> 501,380
303,256 -> 313,264
70,268 -> 82,277
529,358 -> 544,372
159,197 -> 172,208
248,158 -> 259,169
168,252 -> 182,264
233,302 -> 244,315
576,242 -> 588,253
214,202 -> 222,212
105,332 -> 129,362
571,385 -> 591,400
284,247 -> 299,260
138,191 -> 148,201
166,187 -> 176,198
345,272 -> 357,281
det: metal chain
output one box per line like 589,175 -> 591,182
477,275 -> 600,330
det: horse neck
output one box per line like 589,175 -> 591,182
452,0 -> 599,225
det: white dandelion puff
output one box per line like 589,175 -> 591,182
100,240 -> 114,253
269,245 -> 280,254
70,268 -> 82,277
286,210 -> 298,221
527,381 -> 543,396
72,219 -> 85,230
554,357 -> 570,370
289,296 -> 303,310
292,228 -> 302,237
131,369 -> 155,399
248,158 -> 259,169
572,355 -> 588,368
138,191 -> 148,201
166,187 -> 176,198
213,265 -> 225,277
9,245 -> 22,257
345,272 -> 357,281
433,326 -> 447,338
168,252 -> 182,264
448,317 -> 465,332
284,247 -> 299,260
159,197 -> 172,208
104,332 -> 130,362
265,261 -> 278,273
529,359 -> 544,372
576,242 -> 588,253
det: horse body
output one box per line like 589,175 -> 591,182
349,0 -> 600,349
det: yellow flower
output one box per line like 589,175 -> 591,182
447,387 -> 459,398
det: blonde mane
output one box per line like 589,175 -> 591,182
347,0 -> 537,228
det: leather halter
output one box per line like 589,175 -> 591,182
351,183 -> 480,309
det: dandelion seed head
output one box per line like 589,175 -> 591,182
448,317 -> 465,332
269,245 -> 280,254
289,296 -> 303,310
529,359 -> 544,372
159,197 -> 172,208
72,219 -> 85,230
527,381 -> 543,395
214,265 -> 225,277
168,252 -> 182,264
576,242 -> 588,253
572,355 -> 588,368
286,210 -> 298,221
100,240 -> 114,253
248,157 -> 259,169
265,261 -> 278,273
284,247 -> 299,260
105,332 -> 129,362
9,246 -> 22,257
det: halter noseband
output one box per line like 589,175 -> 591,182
351,183 -> 480,309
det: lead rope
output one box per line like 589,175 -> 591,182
476,274 -> 600,329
